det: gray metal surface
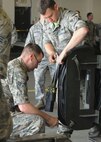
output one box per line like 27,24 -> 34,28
8,133 -> 71,142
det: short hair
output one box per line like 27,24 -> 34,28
39,0 -> 56,15
76,10 -> 80,14
22,43 -> 44,57
87,12 -> 93,18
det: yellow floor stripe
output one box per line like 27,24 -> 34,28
28,88 -> 49,93
28,89 -> 34,93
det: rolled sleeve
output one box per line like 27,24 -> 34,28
64,10 -> 87,32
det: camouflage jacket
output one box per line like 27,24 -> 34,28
0,8 -> 12,79
0,8 -> 13,139
25,21 -> 48,60
1,58 -> 30,110
85,20 -> 96,46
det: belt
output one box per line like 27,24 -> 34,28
0,139 -> 6,142
10,105 -> 21,112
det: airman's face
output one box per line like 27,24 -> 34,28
42,4 -> 59,23
28,53 -> 43,71
88,14 -> 93,21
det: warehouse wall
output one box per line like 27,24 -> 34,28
31,0 -> 101,24
1,0 -> 101,24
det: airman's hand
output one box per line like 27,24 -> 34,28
49,53 -> 57,63
56,51 -> 67,64
45,116 -> 58,127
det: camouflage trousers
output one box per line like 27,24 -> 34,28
34,59 -> 56,102
0,82 -> 12,140
11,112 -> 45,138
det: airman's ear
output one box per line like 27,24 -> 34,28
30,53 -> 34,61
54,4 -> 58,11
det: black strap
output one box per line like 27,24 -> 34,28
0,139 -> 6,142
58,60 -> 68,125
72,55 -> 80,80
51,64 -> 60,86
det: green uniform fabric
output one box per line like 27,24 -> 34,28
85,20 -> 96,47
0,8 -> 13,140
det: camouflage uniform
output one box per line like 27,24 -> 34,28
0,8 -> 12,78
1,58 -> 45,138
0,8 -> 13,140
11,24 -> 18,47
25,21 -> 56,102
43,8 -> 87,53
85,20 -> 96,47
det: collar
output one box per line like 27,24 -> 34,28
17,57 -> 28,72
46,7 -> 67,31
